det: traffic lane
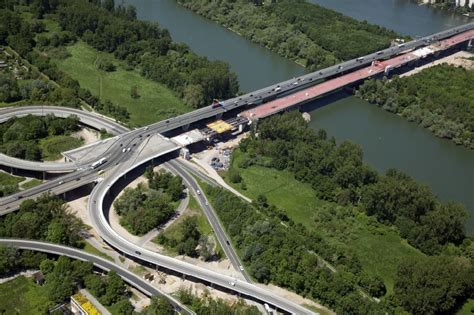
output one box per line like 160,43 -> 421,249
166,161 -> 241,265
90,155 -> 313,314
0,239 -> 192,314
0,106 -> 129,135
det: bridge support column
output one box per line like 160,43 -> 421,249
215,113 -> 223,120
181,124 -> 190,131
468,39 -> 473,50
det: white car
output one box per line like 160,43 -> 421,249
196,190 -> 201,195
239,265 -> 244,271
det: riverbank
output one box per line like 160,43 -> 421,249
418,0 -> 473,16
177,0 -> 398,70
356,59 -> 474,149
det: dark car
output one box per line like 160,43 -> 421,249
135,250 -> 141,255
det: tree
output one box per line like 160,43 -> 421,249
103,0 -> 115,12
101,271 -> 127,306
146,296 -> 174,315
84,274 -> 106,297
112,299 -> 134,315
0,246 -> 18,274
394,256 -> 474,315
183,84 -> 205,108
130,85 -> 139,99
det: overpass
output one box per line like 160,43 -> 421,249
240,28 -> 474,119
86,137 -> 314,315
1,22 -> 474,314
0,239 -> 194,314
0,106 -> 128,172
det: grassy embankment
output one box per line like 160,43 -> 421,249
51,38 -> 188,127
20,179 -> 43,190
82,242 -> 114,262
0,171 -> 25,187
0,172 -> 43,194
0,276 -> 52,314
224,149 -> 424,294
38,135 -> 83,161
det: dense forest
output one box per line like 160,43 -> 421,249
113,168 -> 183,235
55,0 -> 238,108
0,0 -> 239,120
178,0 -> 399,70
0,114 -> 81,160
207,185 -> 387,313
239,112 -> 469,255
0,3 -> 130,121
356,64 -> 474,149
0,194 -> 84,247
218,112 -> 474,314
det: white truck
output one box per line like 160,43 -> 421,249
91,158 -> 107,169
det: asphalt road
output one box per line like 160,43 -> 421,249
0,238 -> 194,315
0,106 -> 129,172
87,142 -> 314,314
1,23 -> 473,314
166,160 -> 252,281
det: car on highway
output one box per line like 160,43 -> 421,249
239,265 -> 244,271
196,190 -> 201,195
135,250 -> 141,255
122,148 -> 126,153
226,240 -> 230,245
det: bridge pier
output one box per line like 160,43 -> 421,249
215,113 -> 223,120
181,124 -> 190,131
468,38 -> 473,50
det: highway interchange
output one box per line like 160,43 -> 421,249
0,22 -> 473,314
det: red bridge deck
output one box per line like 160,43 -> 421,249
240,29 -> 474,120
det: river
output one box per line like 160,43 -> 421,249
125,0 -> 474,232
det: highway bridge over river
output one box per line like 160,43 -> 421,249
0,22 -> 473,314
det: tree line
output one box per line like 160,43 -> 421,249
0,114 -> 80,161
54,0 -> 239,108
356,64 -> 474,149
0,194 -> 83,247
0,4 -> 130,121
225,111 -> 473,314
178,0 -> 399,70
177,288 -> 260,314
206,185 -> 387,314
239,112 -> 469,255
113,168 -> 183,235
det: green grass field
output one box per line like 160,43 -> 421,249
82,242 -> 114,262
0,171 -> 25,187
20,178 -> 43,190
0,276 -> 52,314
53,41 -> 188,127
226,149 -> 424,294
39,135 -> 83,161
